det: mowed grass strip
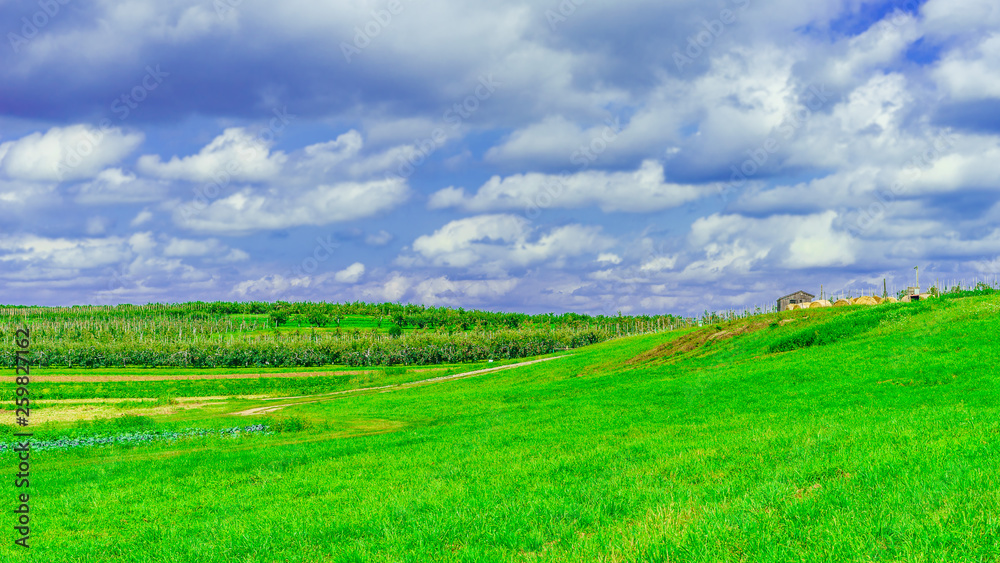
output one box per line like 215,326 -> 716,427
3,295 -> 999,561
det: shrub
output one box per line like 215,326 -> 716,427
307,312 -> 329,327
271,416 -> 311,433
269,311 -> 289,326
768,305 -> 921,354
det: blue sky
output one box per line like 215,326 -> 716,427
1,0 -> 999,315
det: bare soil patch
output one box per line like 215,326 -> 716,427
4,400 -> 226,424
628,321 -> 768,365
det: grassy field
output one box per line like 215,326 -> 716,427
3,294 -> 999,561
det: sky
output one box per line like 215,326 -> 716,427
1,0 -> 999,316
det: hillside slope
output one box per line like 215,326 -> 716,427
8,294 -> 1000,562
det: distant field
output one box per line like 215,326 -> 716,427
0,301 -> 684,368
2,294 -> 998,561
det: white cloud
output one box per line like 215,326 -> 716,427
407,214 -> 613,273
0,235 -> 131,271
85,217 -> 110,235
130,209 -> 154,227
232,274 -> 311,297
296,130 -> 364,176
137,128 -> 287,183
334,262 -> 366,283
678,211 -> 856,280
365,230 -> 394,246
171,178 -> 409,234
0,125 -> 143,182
0,180 -> 57,206
484,115 -> 616,165
220,249 -> 251,263
162,237 -> 227,257
932,33 -> 1000,101
429,160 -> 709,213
922,0 -> 1000,37
640,255 -> 677,272
412,277 -> 519,306
128,232 -> 157,256
596,253 -> 622,265
818,12 -> 920,89
75,168 -> 168,204
359,273 -> 411,303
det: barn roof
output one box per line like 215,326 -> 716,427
778,290 -> 815,300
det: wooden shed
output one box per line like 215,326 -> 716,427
777,291 -> 815,312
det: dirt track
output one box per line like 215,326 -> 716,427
234,355 -> 571,416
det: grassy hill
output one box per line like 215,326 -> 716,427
5,293 -> 999,561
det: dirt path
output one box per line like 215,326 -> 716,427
234,355 -> 571,416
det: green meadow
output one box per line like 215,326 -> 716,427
4,293 -> 999,561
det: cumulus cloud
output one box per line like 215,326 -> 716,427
596,253 -> 622,265
484,115 -> 623,166
74,168 -> 168,204
412,277 -> 519,306
932,33 -> 1000,101
232,274 -> 311,297
0,125 -> 143,182
0,180 -> 57,207
130,209 -> 154,227
295,131 -> 364,176
333,262 -> 366,283
137,128 -> 287,183
429,160 -> 709,213
406,214 -> 613,273
0,234 -> 132,272
679,211 -> 857,280
171,178 -> 410,234
365,230 -> 394,246
162,237 -> 227,257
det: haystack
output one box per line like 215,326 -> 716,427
809,300 -> 832,308
787,303 -> 799,311
854,295 -> 878,306
833,299 -> 851,307
899,295 -> 911,303
884,296 -> 898,303
871,296 -> 884,304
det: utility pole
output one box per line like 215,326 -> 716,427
914,266 -> 919,293
883,279 -> 887,299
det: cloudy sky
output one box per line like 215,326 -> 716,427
1,0 -> 998,315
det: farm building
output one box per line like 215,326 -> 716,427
777,291 -> 814,312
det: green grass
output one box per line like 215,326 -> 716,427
3,295 -> 999,561
5,358 -> 541,403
